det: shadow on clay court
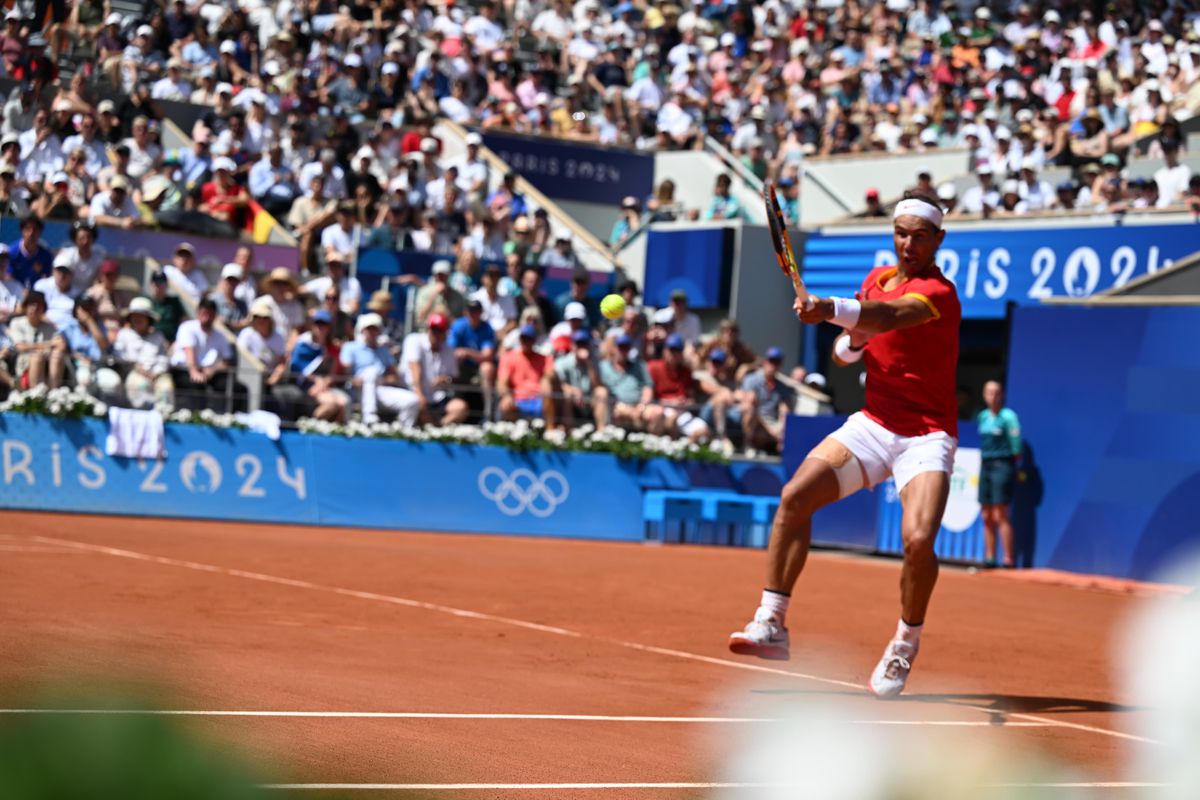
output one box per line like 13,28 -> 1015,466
904,693 -> 1141,716
751,688 -> 1141,717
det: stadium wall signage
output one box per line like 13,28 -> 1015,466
802,221 -> 1195,319
479,130 -> 655,206
0,415 -> 757,542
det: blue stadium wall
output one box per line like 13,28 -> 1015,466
0,415 -> 785,541
1007,305 -> 1200,580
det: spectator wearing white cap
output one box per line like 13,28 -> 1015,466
1142,20 -> 1169,75
89,174 -> 142,228
936,182 -> 958,215
416,258 -> 466,324
122,24 -> 165,83
958,164 -> 1001,216
996,179 -> 1029,216
548,300 -> 588,343
163,242 -> 209,303
199,156 -> 251,230
341,312 -> 420,426
1017,158 -> 1055,211
303,248 -> 362,315
113,297 -> 174,410
33,253 -> 81,330
455,131 -> 490,205
212,262 -> 250,331
31,170 -> 75,221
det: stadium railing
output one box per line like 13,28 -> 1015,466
436,119 -> 621,277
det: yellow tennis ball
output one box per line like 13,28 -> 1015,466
600,293 -> 626,320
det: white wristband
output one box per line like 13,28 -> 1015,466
834,335 -> 864,364
829,297 -> 862,329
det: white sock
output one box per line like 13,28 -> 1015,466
895,619 -> 923,650
759,589 -> 790,623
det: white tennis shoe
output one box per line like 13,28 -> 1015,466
728,608 -> 790,660
869,639 -> 917,698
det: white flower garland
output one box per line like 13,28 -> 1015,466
0,386 -> 108,419
0,391 -> 732,463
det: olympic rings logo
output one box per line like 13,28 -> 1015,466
478,467 -> 570,518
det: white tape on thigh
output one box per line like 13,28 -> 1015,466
831,455 -> 865,498
811,452 -> 865,499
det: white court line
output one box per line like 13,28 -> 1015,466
29,535 -> 1157,745
0,709 -> 1053,726
261,782 -> 1168,791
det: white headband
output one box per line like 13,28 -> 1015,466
893,198 -> 944,229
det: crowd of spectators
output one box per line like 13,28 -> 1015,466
1,0 -> 1195,247
0,218 -> 802,452
2,0 -> 1196,453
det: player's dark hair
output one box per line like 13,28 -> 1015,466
902,187 -> 942,209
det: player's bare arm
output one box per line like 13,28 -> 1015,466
798,295 -> 935,333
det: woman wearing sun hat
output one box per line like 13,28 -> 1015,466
256,266 -> 305,340
113,296 -> 174,409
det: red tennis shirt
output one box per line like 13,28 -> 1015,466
858,264 -> 961,438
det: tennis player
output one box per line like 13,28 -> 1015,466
729,188 -> 961,698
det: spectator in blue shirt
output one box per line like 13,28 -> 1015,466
248,142 -> 300,218
8,215 -> 53,286
60,295 -> 121,400
449,299 -> 497,417
977,380 -> 1023,568
704,173 -> 742,220
340,312 -> 420,426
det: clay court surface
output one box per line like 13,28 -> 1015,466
0,511 -> 1164,797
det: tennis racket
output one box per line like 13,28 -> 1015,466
763,182 -> 810,306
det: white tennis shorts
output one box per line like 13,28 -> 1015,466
829,411 -> 957,493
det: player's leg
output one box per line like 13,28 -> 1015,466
897,470 -> 950,625
728,437 -> 866,660
869,435 -> 954,698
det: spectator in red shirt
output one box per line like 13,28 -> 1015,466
648,333 -> 709,442
199,156 -> 250,231
497,323 -> 554,426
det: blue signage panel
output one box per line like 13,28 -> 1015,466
1008,305 -> 1200,581
644,227 -> 730,308
0,415 -> 685,542
480,131 -> 654,206
802,222 -> 1195,319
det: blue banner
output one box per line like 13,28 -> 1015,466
480,131 -> 654,206
644,227 -> 731,308
1008,305 -> 1200,580
0,415 -> 753,543
802,221 -> 1196,319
